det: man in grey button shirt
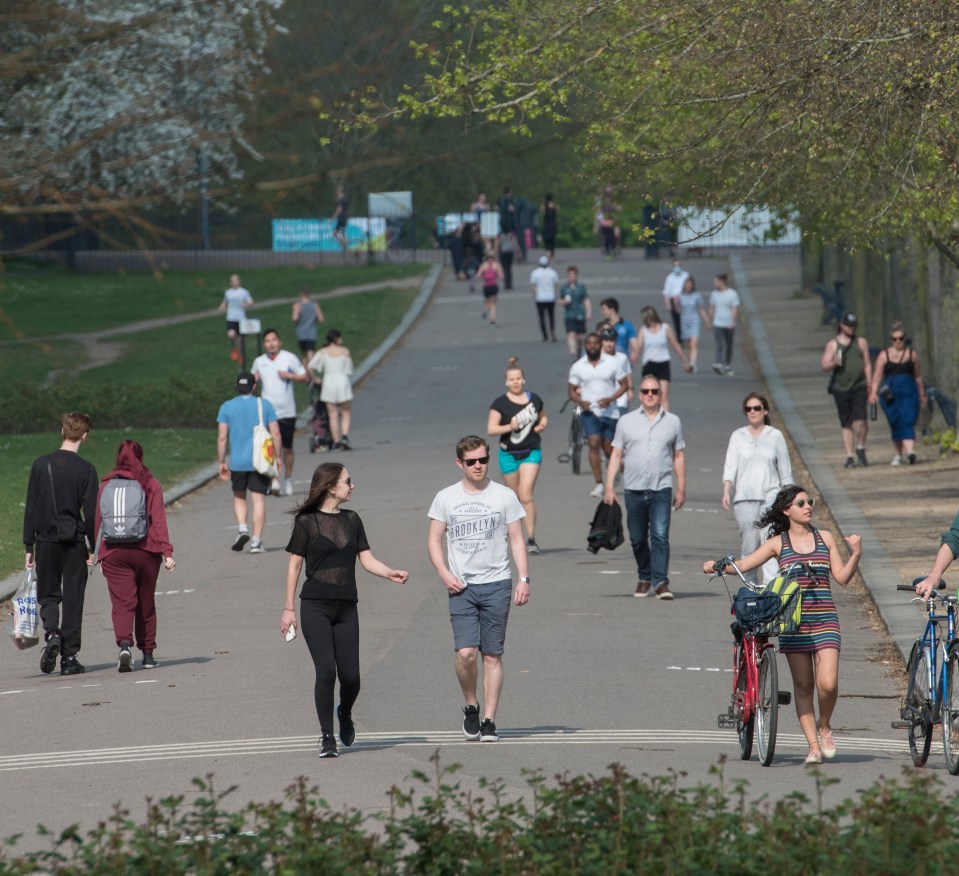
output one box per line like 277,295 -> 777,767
603,375 -> 686,600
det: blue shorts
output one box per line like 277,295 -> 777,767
580,410 -> 617,442
497,446 -> 542,475
449,578 -> 512,654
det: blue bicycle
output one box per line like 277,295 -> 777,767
891,577 -> 959,771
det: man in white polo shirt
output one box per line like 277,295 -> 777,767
252,328 -> 309,496
568,332 -> 629,498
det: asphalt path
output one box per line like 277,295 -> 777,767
0,248 -> 924,851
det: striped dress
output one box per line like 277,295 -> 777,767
777,527 -> 840,653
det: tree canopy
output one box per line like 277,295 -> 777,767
1,0 -> 280,243
369,0 -> 959,260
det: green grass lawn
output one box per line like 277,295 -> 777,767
0,262 -> 425,339
0,265 -> 427,580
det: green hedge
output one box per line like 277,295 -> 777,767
2,756 -> 955,874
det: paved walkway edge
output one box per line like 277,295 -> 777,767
0,264 -> 443,604
732,254 -> 915,664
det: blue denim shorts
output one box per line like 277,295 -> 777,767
580,411 -> 617,442
448,578 -> 512,654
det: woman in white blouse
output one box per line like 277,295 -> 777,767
721,393 -> 793,584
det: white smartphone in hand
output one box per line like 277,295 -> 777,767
285,622 -> 297,642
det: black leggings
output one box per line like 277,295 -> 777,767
536,301 -> 556,340
300,599 -> 360,735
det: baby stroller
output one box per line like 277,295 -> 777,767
309,383 -> 334,452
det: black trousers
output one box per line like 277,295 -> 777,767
499,252 -> 513,289
35,541 -> 89,657
536,301 -> 556,340
300,598 -> 361,735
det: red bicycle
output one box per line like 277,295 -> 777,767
710,557 -> 800,766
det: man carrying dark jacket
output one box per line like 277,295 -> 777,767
23,411 -> 98,675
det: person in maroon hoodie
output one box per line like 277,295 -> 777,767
95,440 -> 175,672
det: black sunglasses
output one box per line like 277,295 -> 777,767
639,388 -> 661,396
890,334 -> 905,341
460,456 -> 490,467
337,477 -> 352,486
744,405 -> 765,413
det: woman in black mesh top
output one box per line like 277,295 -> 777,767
281,462 -> 408,758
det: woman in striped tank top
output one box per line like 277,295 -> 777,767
703,485 -> 862,765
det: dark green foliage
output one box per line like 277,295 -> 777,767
3,758 -> 959,874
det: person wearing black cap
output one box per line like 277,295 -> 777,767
216,371 -> 284,552
820,312 -> 875,468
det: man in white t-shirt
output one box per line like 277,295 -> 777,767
529,255 -> 560,342
661,258 -> 689,339
427,435 -> 529,743
218,274 -> 254,363
568,333 -> 629,497
252,328 -> 309,496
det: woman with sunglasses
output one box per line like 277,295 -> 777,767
281,462 -> 408,758
721,393 -> 793,584
869,321 -> 926,465
704,485 -> 862,765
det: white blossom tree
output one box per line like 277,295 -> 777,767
0,0 -> 281,246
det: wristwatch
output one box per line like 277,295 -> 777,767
519,576 -> 531,584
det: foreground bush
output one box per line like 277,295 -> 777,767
2,754 -> 955,874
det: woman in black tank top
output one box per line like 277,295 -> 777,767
869,321 -> 926,465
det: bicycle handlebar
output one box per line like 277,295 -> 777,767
897,579 -> 948,592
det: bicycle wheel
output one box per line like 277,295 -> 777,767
944,645 -> 959,775
569,416 -> 583,475
735,656 -> 754,761
756,648 -> 779,766
905,642 -> 933,767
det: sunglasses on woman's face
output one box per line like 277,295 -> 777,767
890,334 -> 905,342
744,405 -> 764,413
793,498 -> 815,509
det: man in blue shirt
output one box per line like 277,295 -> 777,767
599,297 -> 639,364
216,372 -> 283,553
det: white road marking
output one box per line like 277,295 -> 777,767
0,729 -> 914,772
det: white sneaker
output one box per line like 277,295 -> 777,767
589,483 -> 605,498
890,455 -> 902,466
270,478 -> 281,496
283,479 -> 294,496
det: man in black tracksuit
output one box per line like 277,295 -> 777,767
23,412 -> 98,675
